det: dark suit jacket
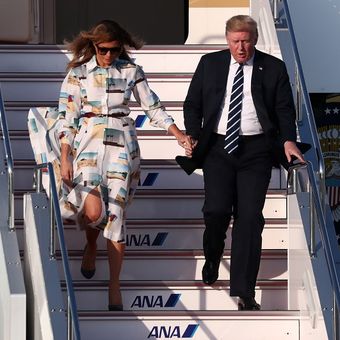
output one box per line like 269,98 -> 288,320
177,48 -> 306,174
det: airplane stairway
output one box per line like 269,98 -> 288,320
0,1 -> 337,338
0,43 -> 306,340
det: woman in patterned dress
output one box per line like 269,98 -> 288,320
58,20 -> 192,310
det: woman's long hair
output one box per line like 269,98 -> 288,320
66,20 -> 144,71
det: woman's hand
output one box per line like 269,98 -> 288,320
60,157 -> 73,187
177,133 -> 192,149
60,144 -> 73,187
167,124 -> 196,154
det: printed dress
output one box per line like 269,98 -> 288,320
28,56 -> 174,242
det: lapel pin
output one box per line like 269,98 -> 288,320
259,66 -> 263,71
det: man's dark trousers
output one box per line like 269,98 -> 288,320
202,133 -> 273,298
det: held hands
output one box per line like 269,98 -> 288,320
284,141 -> 305,164
175,132 -> 197,158
184,136 -> 197,158
177,133 -> 197,158
167,124 -> 197,157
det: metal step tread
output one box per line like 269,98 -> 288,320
6,130 -> 192,138
77,310 -> 300,318
62,249 -> 287,259
14,217 -> 287,229
4,100 -> 185,108
64,279 -> 287,290
14,159 -> 180,167
14,188 -> 287,197
0,72 -> 193,79
6,130 -> 180,137
0,44 -> 225,52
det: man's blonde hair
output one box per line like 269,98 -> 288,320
225,15 -> 258,39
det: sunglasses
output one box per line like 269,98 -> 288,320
96,45 -> 121,55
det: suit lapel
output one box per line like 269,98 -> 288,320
204,50 -> 230,124
215,50 -> 230,97
251,49 -> 265,99
193,50 -> 230,162
252,50 -> 271,131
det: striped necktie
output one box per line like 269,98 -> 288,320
224,63 -> 244,154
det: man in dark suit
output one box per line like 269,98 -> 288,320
178,15 -> 305,310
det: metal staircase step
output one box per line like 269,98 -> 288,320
0,75 -> 190,102
14,189 -> 287,220
12,158 -> 283,192
0,44 -> 221,74
8,131 -> 187,160
58,249 -> 287,281
76,310 -> 300,340
59,221 -> 288,251
63,279 -> 288,311
5,105 -> 187,131
14,217 -> 288,251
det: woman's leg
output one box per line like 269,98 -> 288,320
80,188 -> 102,275
107,239 -> 125,307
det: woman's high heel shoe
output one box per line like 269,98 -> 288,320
108,304 -> 123,311
80,267 -> 96,279
80,244 -> 96,279
108,286 -> 123,311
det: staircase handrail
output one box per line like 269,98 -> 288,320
281,1 -> 326,205
281,0 -> 340,335
0,85 -> 14,230
287,162 -> 340,338
35,162 -> 81,340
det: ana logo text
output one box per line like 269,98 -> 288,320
148,324 -> 199,338
126,232 -> 168,247
131,294 -> 181,308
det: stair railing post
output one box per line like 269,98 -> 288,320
272,0 -> 281,23
34,166 -> 56,259
309,181 -> 316,258
34,167 -> 43,193
46,162 -> 81,340
34,163 -> 81,339
0,87 -> 15,231
68,298 -> 74,340
334,293 -> 339,340
49,179 -> 56,259
295,64 -> 303,123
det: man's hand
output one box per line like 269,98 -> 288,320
167,124 -> 195,155
284,141 -> 305,163
177,133 -> 192,149
184,136 -> 198,158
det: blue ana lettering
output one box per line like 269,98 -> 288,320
147,324 -> 199,338
148,326 -> 181,338
126,233 -> 151,246
131,295 -> 164,308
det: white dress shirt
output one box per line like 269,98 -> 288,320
215,54 -> 263,136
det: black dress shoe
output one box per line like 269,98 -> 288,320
202,260 -> 219,285
238,297 -> 261,311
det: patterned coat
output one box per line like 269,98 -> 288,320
28,56 -> 174,241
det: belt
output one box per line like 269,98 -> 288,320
213,133 -> 264,139
79,112 -> 127,118
212,133 -> 265,144
239,134 -> 265,140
